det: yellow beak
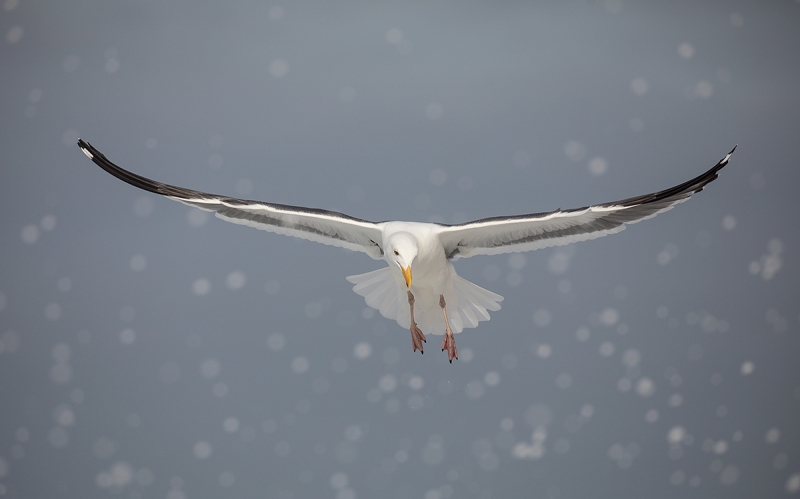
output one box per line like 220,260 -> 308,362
401,266 -> 412,288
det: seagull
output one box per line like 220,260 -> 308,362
78,139 -> 735,362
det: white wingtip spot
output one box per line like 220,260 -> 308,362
80,146 -> 93,160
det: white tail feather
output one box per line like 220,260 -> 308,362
347,268 -> 410,328
347,267 -> 503,335
452,275 -> 503,332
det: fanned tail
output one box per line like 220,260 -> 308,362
346,268 -> 408,328
451,275 -> 503,331
347,268 -> 503,335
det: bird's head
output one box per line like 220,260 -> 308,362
387,232 -> 419,288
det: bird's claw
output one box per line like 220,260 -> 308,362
441,333 -> 458,363
410,323 -> 426,354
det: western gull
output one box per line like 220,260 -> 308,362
78,139 -> 735,362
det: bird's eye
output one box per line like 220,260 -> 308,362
393,250 -> 399,256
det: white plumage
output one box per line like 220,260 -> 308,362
78,139 -> 735,362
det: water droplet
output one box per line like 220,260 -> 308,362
119,328 -> 136,344
587,157 -> 608,176
6,26 -> 23,44
129,254 -> 147,272
291,356 -> 309,374
21,224 -> 40,244
678,43 -> 695,59
223,417 -> 239,433
385,29 -> 403,44
353,342 -> 372,360
564,140 -> 586,162
225,271 -> 246,290
200,359 -> 221,378
193,441 -> 212,459
269,59 -> 289,78
630,78 -> 648,96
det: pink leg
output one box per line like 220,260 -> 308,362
408,291 -> 426,354
439,295 -> 458,363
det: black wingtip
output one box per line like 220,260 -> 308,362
77,138 -> 93,158
718,144 -> 737,167
77,138 -> 109,165
75,138 -> 166,195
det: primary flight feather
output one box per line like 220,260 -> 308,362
78,139 -> 735,362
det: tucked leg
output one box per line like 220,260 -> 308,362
439,295 -> 458,363
408,291 -> 426,354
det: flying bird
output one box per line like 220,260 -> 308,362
78,139 -> 735,362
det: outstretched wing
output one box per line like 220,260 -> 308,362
78,139 -> 385,259
437,147 -> 736,260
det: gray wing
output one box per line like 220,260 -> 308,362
78,139 -> 385,259
437,147 -> 736,260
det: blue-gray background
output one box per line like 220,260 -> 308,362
1,1 -> 799,498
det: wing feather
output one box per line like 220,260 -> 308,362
78,139 -> 385,259
438,147 -> 735,259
